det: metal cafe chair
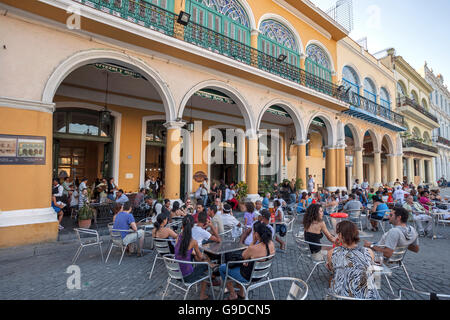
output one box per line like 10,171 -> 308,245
105,228 -> 141,265
72,228 -> 104,264
294,233 -> 333,283
219,254 -> 276,300
161,254 -> 216,300
376,245 -> 415,295
346,209 -> 364,231
326,292 -> 401,300
245,277 -> 308,300
398,287 -> 450,300
148,238 -> 173,280
219,227 -> 233,240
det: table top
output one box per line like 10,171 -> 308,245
202,241 -> 247,255
330,212 -> 348,218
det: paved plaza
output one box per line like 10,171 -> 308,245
1,191 -> 450,300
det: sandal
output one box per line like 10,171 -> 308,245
225,295 -> 239,301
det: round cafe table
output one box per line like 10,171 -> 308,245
330,212 -> 348,233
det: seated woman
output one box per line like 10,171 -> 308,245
174,215 -> 213,300
327,221 -> 380,300
219,221 -> 275,300
51,195 -> 65,230
297,192 -> 308,213
369,195 -> 390,231
324,195 -> 339,215
303,204 -> 337,262
152,213 -> 178,254
170,201 -> 186,219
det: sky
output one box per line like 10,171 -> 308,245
311,0 -> 450,87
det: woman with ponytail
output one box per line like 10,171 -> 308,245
152,213 -> 177,254
219,221 -> 275,300
174,215 -> 210,300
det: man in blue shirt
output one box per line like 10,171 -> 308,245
262,192 -> 270,210
113,202 -> 144,255
115,189 -> 129,205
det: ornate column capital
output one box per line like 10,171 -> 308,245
163,121 -> 185,130
293,139 -> 309,146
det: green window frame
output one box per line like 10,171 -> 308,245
258,34 -> 299,67
305,58 -> 332,82
186,0 -> 251,45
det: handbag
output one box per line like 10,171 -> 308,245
224,251 -> 244,268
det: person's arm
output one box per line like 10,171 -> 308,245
326,248 -> 334,271
241,246 -> 252,261
167,227 -> 178,239
130,221 -> 138,232
239,227 -> 252,244
206,220 -> 221,243
192,240 -> 204,261
321,222 -> 336,243
363,241 -> 394,259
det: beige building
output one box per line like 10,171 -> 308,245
379,49 -> 439,186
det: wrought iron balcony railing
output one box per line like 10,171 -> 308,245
397,96 -> 439,123
345,91 -> 405,127
437,136 -> 450,147
71,0 -> 347,103
403,139 -> 438,154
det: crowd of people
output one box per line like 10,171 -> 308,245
51,174 -> 450,300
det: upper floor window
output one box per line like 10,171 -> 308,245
410,90 -> 419,102
342,66 -> 360,95
305,44 -> 332,81
258,19 -> 300,66
187,0 -> 251,44
363,77 -> 377,103
397,81 -> 406,99
380,87 -> 391,110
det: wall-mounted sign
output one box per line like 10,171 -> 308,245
0,134 -> 46,165
193,171 -> 207,183
345,155 -> 354,167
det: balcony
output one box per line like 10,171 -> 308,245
67,0 -> 347,104
437,136 -> 450,147
403,139 -> 438,155
397,96 -> 439,126
342,91 -> 406,132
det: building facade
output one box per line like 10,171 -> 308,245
0,0 -> 405,247
418,63 -> 450,182
379,50 -> 439,187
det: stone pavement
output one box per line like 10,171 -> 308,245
1,194 -> 450,300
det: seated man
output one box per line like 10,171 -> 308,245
207,205 -> 224,235
364,207 -> 419,260
221,204 -> 241,229
192,210 -> 221,248
115,189 -> 129,205
343,193 -> 363,213
112,202 -> 145,255
133,188 -> 146,209
193,203 -> 210,223
403,195 -> 433,236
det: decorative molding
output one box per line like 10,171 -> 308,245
0,96 -> 55,114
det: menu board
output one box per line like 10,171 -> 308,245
0,134 -> 46,165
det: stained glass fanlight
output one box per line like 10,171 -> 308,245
259,19 -> 298,51
193,0 -> 250,27
306,44 -> 330,70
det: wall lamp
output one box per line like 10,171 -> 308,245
177,11 -> 191,26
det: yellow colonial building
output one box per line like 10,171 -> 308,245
0,0 -> 406,247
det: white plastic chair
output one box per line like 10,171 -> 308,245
245,277 -> 308,300
72,228 -> 104,264
219,254 -> 276,300
161,254 -> 216,300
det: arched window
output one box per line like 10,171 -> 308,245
258,19 -> 300,66
422,98 -> 428,110
380,87 -> 390,109
363,77 -> 377,102
342,66 -> 360,94
397,81 -> 406,98
412,127 -> 421,140
187,0 -> 251,44
410,90 -> 419,102
305,44 -> 332,81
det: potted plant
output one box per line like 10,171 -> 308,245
78,203 -> 94,228
236,181 -> 248,201
78,187 -> 94,228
